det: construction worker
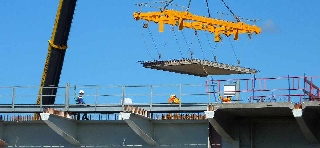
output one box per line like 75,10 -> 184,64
75,90 -> 85,104
74,90 -> 89,120
168,94 -> 181,104
219,95 -> 232,103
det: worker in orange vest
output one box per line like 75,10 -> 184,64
168,94 -> 181,104
219,95 -> 232,103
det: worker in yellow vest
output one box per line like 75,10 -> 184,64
168,94 -> 180,104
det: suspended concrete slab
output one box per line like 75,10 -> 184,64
140,59 -> 258,77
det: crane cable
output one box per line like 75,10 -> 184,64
220,0 -> 241,65
220,0 -> 240,22
187,0 -> 192,11
141,23 -> 155,60
205,0 -> 211,18
147,23 -> 161,60
228,37 -> 240,66
163,0 -> 174,11
195,30 -> 209,76
171,26 -> 184,58
204,0 -> 217,62
181,31 -> 193,59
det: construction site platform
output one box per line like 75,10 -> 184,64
140,59 -> 258,77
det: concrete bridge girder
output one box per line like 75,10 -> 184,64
120,112 -> 158,146
0,123 -> 7,146
37,112 -> 208,147
40,113 -> 81,145
293,109 -> 320,144
205,111 -> 236,144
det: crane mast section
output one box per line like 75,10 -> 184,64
133,10 -> 261,42
37,0 -> 77,105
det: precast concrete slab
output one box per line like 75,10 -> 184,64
140,59 -> 258,77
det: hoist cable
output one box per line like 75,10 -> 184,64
205,32 -> 217,61
205,0 -> 211,18
141,28 -> 155,60
163,0 -> 174,10
195,30 -> 209,76
228,37 -> 240,65
147,25 -> 161,60
195,31 -> 204,59
187,0 -> 192,11
181,31 -> 192,59
221,0 -> 240,22
171,26 -> 184,58
216,11 -> 259,23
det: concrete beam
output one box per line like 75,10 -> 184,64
293,109 -> 319,144
0,123 -> 7,146
205,111 -> 236,143
40,113 -> 80,145
120,112 -> 158,146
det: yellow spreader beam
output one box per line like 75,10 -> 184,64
133,10 -> 261,42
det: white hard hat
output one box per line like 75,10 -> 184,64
79,90 -> 84,94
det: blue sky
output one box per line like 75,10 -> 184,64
0,0 -> 319,104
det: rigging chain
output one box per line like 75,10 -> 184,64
147,23 -> 162,60
171,26 -> 184,58
228,37 -> 240,66
163,0 -> 174,10
187,0 -> 192,11
217,12 -> 260,23
141,22 -> 155,60
195,30 -> 209,76
181,31 -> 193,59
220,0 -> 240,22
205,32 -> 217,62
205,0 -> 211,18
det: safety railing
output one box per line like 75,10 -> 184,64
0,84 -> 211,113
206,75 -> 320,103
1,75 -> 319,113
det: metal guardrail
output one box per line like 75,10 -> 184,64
206,75 -> 320,103
0,84 -> 211,113
1,75 -> 319,113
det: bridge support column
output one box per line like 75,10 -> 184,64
0,123 -> 7,147
205,111 -> 236,144
120,112 -> 158,146
40,113 -> 81,145
293,109 -> 320,144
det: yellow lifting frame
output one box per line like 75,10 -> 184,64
133,10 -> 261,42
